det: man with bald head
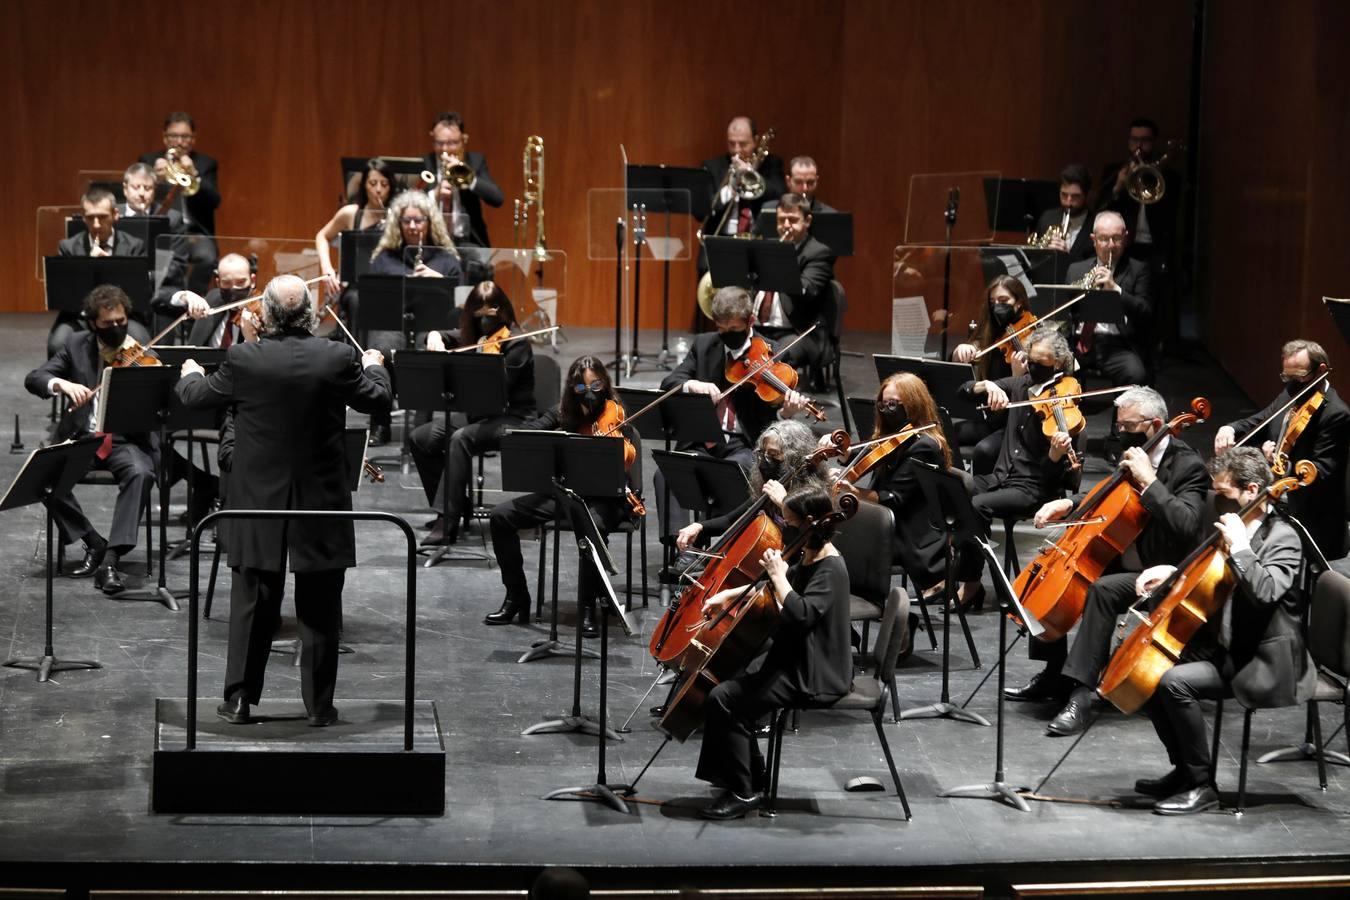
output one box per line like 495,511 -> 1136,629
168,253 -> 258,347
701,115 -> 786,240
1066,210 -> 1154,387
176,275 -> 391,727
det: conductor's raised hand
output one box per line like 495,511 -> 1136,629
361,348 -> 385,369
178,359 -> 205,379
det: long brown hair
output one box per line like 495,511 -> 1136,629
457,280 -> 518,345
873,372 -> 951,467
970,274 -> 1029,380
559,355 -> 618,432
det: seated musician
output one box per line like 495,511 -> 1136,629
1066,210 -> 1154,388
694,484 -> 851,819
1009,387 -> 1209,735
486,356 -> 636,637
422,111 -> 504,247
1135,447 -> 1312,815
410,281 -> 536,546
139,111 -> 220,294
762,156 -> 837,214
316,157 -> 400,316
950,275 -> 1032,475
1214,339 -> 1349,561
701,115 -> 786,242
120,162 -> 184,231
752,193 -> 836,374
50,188 -> 150,357
955,327 -> 1081,608
655,286 -> 809,540
165,253 -> 258,347
25,286 -> 217,594
1034,164 -> 1094,262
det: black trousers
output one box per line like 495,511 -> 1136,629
1081,336 -> 1150,388
653,438 -> 754,538
696,666 -> 806,797
225,566 -> 346,714
488,492 -> 625,606
1058,572 -> 1141,686
409,414 -> 522,515
1145,658 -> 1230,787
46,439 -> 156,554
956,473 -> 1043,582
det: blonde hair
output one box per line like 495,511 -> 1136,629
371,191 -> 457,260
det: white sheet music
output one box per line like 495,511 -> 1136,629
891,295 -> 930,357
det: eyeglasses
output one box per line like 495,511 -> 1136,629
399,217 -> 428,226
432,140 -> 463,150
572,380 -> 606,394
1094,235 -> 1127,245
1117,418 -> 1152,431
1279,370 -> 1312,383
163,132 -> 194,142
877,399 -> 905,414
753,450 -> 786,463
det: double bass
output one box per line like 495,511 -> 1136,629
1011,397 -> 1210,641
1098,460 -> 1315,715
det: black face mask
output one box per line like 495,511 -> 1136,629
219,286 -> 250,304
1028,362 -> 1058,386
95,323 -> 128,348
1285,379 -> 1308,398
1214,494 -> 1243,518
880,409 -> 910,433
757,457 -> 784,484
1118,429 -> 1150,452
477,313 -> 503,334
719,329 -> 748,352
990,303 -> 1016,329
578,391 -> 605,418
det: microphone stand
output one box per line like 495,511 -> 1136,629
940,187 -> 959,361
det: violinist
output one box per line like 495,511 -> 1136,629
1214,339 -> 1349,560
1135,448 -> 1312,815
950,275 -> 1032,474
694,484 -> 851,819
832,372 -> 952,596
410,281 -> 536,546
1065,211 -> 1153,389
1010,388 -> 1210,734
485,356 -> 636,637
167,253 -> 258,347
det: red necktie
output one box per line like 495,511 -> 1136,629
94,432 -> 113,460
736,206 -> 754,234
220,321 -> 234,349
757,291 -> 777,325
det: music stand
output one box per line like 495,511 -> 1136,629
338,230 -> 383,284
152,347 -> 227,371
756,210 -> 855,257
703,236 -> 801,298
1324,297 -> 1350,345
651,450 -> 749,523
626,167 -> 705,367
356,268 -> 457,349
44,256 -> 153,319
393,351 -> 507,566
983,177 -> 1059,237
900,462 -> 992,727
2,437 -> 105,682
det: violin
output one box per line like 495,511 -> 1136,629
361,458 -> 385,484
648,430 -> 851,665
997,309 -> 1037,365
587,399 -> 644,516
1099,460 -> 1316,714
1011,397 -> 1210,641
106,338 -> 164,369
477,325 -> 513,355
1272,370 -> 1330,476
1028,373 -> 1086,467
834,423 -> 939,490
658,492 -> 858,741
724,335 -> 827,422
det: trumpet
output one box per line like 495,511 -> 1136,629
420,143 -> 474,191
1077,251 -> 1113,289
163,148 -> 200,196
1125,141 -> 1182,205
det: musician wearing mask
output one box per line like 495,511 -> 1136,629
1214,339 -> 1350,560
762,156 -> 837,214
422,111 -> 504,247
485,356 -> 635,637
955,327 -> 1081,608
139,111 -> 219,294
694,485 -> 851,819
950,275 -> 1032,475
1066,211 -> 1154,388
1034,164 -> 1094,262
702,116 -> 786,240
1134,448 -> 1312,815
410,282 -> 536,547
752,193 -> 835,372
176,275 -> 392,728
1009,388 -> 1210,735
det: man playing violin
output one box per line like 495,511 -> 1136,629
751,193 -> 835,376
160,253 -> 257,347
1009,387 -> 1210,735
1133,448 -> 1312,815
1066,211 -> 1154,389
1214,339 -> 1349,561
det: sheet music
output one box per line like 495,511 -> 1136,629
891,295 -> 930,357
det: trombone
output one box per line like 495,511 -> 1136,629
697,127 -> 775,243
1125,141 -> 1182,205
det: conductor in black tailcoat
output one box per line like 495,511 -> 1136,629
176,275 -> 392,727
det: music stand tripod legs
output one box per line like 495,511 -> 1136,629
518,510 -> 599,664
122,418 -> 188,611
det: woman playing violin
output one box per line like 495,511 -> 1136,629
485,356 -> 637,637
694,485 -> 852,820
949,276 -> 1031,475
410,281 -> 536,546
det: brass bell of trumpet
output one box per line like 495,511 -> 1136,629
163,148 -> 200,196
1125,141 -> 1183,205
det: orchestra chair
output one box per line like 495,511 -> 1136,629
760,583 -> 913,821
834,499 -> 903,721
55,472 -> 154,577
1209,569 -> 1350,816
822,280 -> 849,412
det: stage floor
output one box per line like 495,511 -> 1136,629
1,314 -> 1347,894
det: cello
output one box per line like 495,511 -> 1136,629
1011,397 -> 1210,641
658,492 -> 858,741
647,430 -> 851,666
1099,460 -> 1315,715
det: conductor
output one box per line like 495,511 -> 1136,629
175,274 -> 392,727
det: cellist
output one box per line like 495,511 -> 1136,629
1134,448 -> 1313,815
1009,387 -> 1209,736
1214,339 -> 1349,561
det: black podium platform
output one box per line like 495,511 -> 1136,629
152,698 -> 445,815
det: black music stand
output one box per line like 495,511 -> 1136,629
501,431 -> 627,665
651,450 -> 749,525
44,256 -> 153,320
539,483 -> 638,814
394,351 -> 507,566
983,177 -> 1059,237
1324,297 -> 1350,345
756,210 -> 855,257
97,365 -> 198,611
900,462 -> 991,728
1032,286 -> 1126,325
152,347 -> 227,371
874,354 -> 981,423
703,236 -> 801,299
338,230 -> 383,284
2,436 -> 105,682
357,265 -> 457,352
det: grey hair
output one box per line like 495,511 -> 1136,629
1093,210 -> 1127,233
1027,326 -> 1073,370
748,419 -> 825,494
261,274 -> 316,334
371,190 -> 457,260
710,286 -> 753,323
1114,386 -> 1167,422
1207,446 -> 1272,491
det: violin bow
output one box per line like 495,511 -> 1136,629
317,300 -> 367,353
713,324 -> 818,406
979,384 -> 1135,412
447,325 -> 559,353
974,315 -> 1041,359
148,276 -> 329,350
1232,369 -> 1332,450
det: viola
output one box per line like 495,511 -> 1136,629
834,423 -> 939,489
587,399 -> 644,516
648,430 -> 851,666
1099,460 -> 1316,714
724,335 -> 826,422
1011,397 -> 1210,642
1028,373 -> 1086,468
658,492 -> 858,741
1272,371 -> 1329,476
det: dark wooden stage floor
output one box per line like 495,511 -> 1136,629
1,315 -> 1348,895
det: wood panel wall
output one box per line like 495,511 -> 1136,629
2,0 -> 1195,336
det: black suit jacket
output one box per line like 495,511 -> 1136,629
1097,160 -> 1181,259
1227,386 -> 1350,559
175,330 -> 392,572
1065,254 -> 1154,354
184,288 -> 240,347
25,331 -> 158,453
58,230 -> 145,258
960,373 -> 1077,498
138,150 -> 220,234
1035,208 -> 1094,263
118,204 -> 185,233
660,331 -> 783,448
420,151 -> 503,246
701,152 -> 787,234
776,237 -> 836,334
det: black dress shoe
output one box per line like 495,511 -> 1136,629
699,791 -> 763,820
1046,689 -> 1094,736
420,517 -> 458,546
484,594 -> 531,625
1153,783 -> 1219,816
307,706 -> 339,727
580,605 -> 599,639
368,425 -> 392,447
216,697 -> 252,724
1004,668 -> 1070,703
1135,767 -> 1190,797
71,544 -> 107,578
94,563 -> 125,596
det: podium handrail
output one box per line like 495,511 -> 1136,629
185,509 -> 418,751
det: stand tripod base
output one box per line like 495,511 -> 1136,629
522,715 -> 623,742
4,654 -> 101,684
899,701 -> 991,727
518,639 -> 599,664
1257,743 -> 1350,767
120,585 -> 187,612
543,782 -> 633,814
941,780 -> 1031,812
